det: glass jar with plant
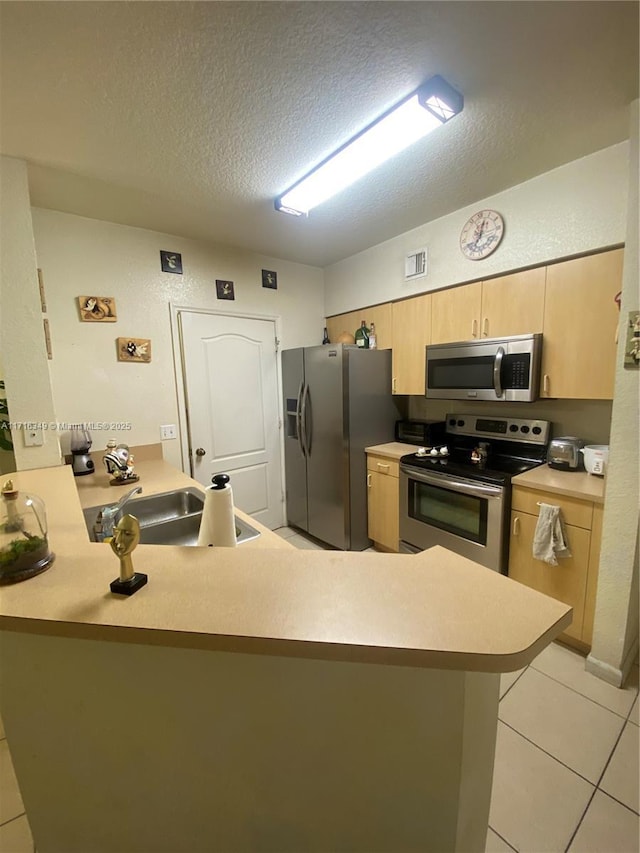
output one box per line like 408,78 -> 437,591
0,480 -> 55,584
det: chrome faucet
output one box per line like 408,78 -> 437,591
94,486 -> 143,541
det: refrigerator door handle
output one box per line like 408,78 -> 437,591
295,380 -> 306,457
301,382 -> 312,456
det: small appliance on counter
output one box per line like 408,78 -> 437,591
580,445 -> 609,476
547,437 -> 585,471
70,424 -> 94,476
395,419 -> 446,447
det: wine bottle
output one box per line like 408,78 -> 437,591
322,326 -> 330,344
368,322 -> 377,350
354,320 -> 370,349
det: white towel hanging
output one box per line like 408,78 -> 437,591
532,503 -> 571,566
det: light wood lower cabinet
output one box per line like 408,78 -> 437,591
508,486 -> 601,647
366,454 -> 400,552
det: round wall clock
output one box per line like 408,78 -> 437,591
460,210 -> 505,260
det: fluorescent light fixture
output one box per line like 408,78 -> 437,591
275,75 -> 463,216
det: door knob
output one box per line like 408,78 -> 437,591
195,448 -> 206,457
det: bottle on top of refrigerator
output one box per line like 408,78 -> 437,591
368,322 -> 377,350
354,320 -> 370,348
322,326 -> 330,344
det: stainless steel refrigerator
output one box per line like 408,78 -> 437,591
282,344 -> 399,550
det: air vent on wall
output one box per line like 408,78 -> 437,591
405,248 -> 428,281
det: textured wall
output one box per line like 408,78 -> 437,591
0,157 -> 61,469
30,208 -> 325,469
324,143 -> 628,316
588,102 -> 639,684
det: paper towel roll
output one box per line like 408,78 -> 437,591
197,474 -> 237,548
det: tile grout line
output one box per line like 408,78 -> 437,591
497,719 -> 600,788
0,810 -> 26,829
528,662 -> 639,720
498,666 -> 528,702
487,825 -> 518,852
563,718 -> 633,851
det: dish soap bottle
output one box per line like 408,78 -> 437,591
368,322 -> 377,350
355,320 -> 370,349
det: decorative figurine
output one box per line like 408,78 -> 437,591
103,443 -> 139,486
108,514 -> 147,595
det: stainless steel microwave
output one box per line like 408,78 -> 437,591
425,333 -> 543,402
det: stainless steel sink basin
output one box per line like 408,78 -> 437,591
82,487 -> 261,546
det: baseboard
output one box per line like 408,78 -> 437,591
586,636 -> 639,687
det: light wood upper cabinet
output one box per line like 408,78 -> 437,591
540,249 -> 623,400
391,294 -> 431,395
431,269 -> 545,345
431,282 -> 482,344
480,268 -> 546,338
326,303 -> 392,349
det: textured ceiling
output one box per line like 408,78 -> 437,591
0,1 -> 638,267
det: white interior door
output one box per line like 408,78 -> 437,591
179,311 -> 283,529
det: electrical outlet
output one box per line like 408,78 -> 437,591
160,424 -> 177,440
23,428 -> 44,447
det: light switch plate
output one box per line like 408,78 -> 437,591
160,424 -> 177,440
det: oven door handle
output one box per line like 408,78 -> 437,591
400,465 -> 503,498
493,346 -> 505,398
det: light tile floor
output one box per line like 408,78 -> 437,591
1,529 -> 637,853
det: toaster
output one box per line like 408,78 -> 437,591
547,437 -> 585,471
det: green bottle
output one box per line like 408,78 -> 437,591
355,320 -> 370,349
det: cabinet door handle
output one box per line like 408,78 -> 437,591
367,473 -> 372,488
392,377 -> 397,393
543,374 -> 550,394
483,317 -> 489,337
376,462 -> 389,470
471,319 -> 478,338
513,517 -> 520,536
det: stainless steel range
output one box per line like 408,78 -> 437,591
399,414 -> 550,573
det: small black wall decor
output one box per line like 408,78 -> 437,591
262,269 -> 277,289
160,251 -> 183,274
216,280 -> 235,300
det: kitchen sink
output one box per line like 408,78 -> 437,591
82,487 -> 261,546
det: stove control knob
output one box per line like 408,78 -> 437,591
521,425 -> 530,433
449,418 -> 456,427
457,419 -> 465,427
532,426 -> 542,435
509,424 -> 519,432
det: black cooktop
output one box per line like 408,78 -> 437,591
400,448 -> 543,486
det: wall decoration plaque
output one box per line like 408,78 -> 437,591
160,251 -> 182,274
262,269 -> 277,289
117,337 -> 151,363
78,296 -> 117,322
216,280 -> 235,300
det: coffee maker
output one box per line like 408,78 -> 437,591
70,425 -> 94,476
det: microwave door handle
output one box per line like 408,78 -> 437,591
493,346 -> 505,398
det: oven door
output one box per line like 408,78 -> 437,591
399,464 -> 507,572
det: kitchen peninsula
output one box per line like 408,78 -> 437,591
0,459 -> 571,853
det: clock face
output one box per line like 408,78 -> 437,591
460,210 -> 505,260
